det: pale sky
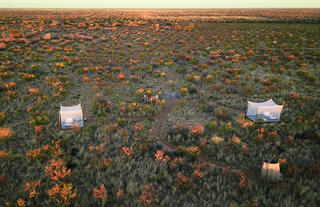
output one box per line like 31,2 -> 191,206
1,0 -> 320,8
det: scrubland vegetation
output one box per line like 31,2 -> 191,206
0,9 -> 319,207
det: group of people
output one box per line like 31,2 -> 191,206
143,94 -> 159,104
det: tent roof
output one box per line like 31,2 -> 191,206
60,104 -> 82,112
248,99 -> 283,107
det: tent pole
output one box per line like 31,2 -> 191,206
80,102 -> 84,127
58,110 -> 61,128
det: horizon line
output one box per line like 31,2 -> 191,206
1,8 -> 320,9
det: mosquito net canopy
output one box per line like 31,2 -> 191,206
60,104 -> 84,129
246,99 -> 283,122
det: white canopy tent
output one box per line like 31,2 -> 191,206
246,99 -> 284,122
59,104 -> 84,129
